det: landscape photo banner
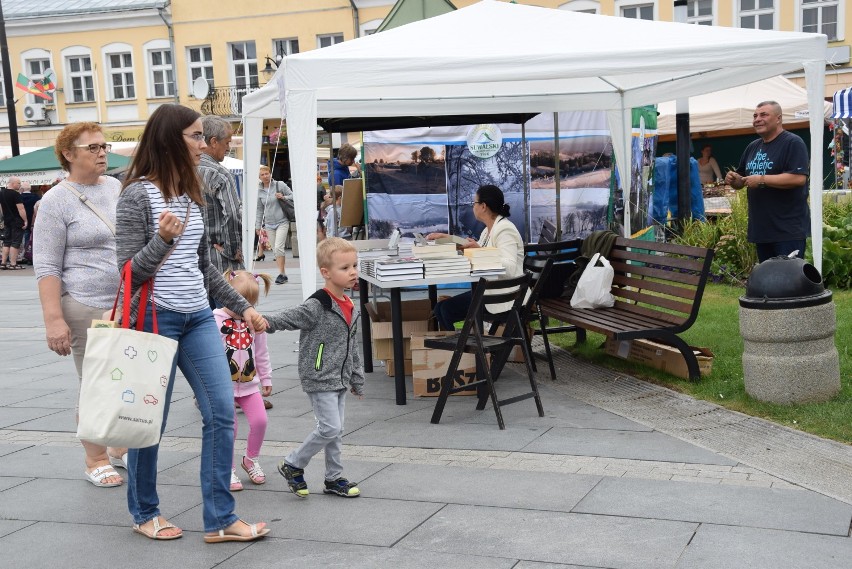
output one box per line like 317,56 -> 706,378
362,112 -> 612,241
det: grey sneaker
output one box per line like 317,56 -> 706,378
275,274 -> 288,285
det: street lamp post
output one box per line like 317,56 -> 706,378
262,51 -> 285,80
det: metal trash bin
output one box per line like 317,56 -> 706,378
739,255 -> 840,404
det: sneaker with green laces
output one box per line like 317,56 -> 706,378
277,461 -> 309,498
323,477 -> 360,497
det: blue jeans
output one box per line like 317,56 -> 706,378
755,240 -> 806,263
126,306 -> 238,532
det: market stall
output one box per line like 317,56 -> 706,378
831,87 -> 852,190
241,1 -> 828,299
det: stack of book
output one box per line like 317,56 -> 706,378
464,247 -> 506,277
422,256 -> 471,279
357,246 -> 398,261
373,256 -> 424,281
412,242 -> 457,260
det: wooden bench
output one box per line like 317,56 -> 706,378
538,237 -> 714,381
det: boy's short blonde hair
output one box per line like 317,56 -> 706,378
317,237 -> 356,268
259,165 -> 270,173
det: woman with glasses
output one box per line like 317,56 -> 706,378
426,184 -> 524,330
115,104 -> 270,543
35,123 -> 128,489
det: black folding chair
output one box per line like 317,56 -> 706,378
523,239 -> 586,380
425,274 -> 544,430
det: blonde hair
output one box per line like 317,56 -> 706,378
259,165 -> 270,173
317,237 -> 356,269
222,270 -> 272,306
331,185 -> 343,199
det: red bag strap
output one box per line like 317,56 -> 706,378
110,260 -> 158,334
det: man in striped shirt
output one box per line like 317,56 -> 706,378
199,116 -> 243,274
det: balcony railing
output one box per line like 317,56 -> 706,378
200,84 -> 262,117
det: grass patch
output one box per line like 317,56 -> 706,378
550,283 -> 852,444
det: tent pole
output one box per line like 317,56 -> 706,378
522,121 -> 530,243
553,112 -> 561,240
328,131 -> 336,237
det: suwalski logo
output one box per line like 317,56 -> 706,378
466,124 -> 502,159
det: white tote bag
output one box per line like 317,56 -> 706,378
570,253 -> 616,309
77,263 -> 177,448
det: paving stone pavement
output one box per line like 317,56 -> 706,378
1,263 -> 850,569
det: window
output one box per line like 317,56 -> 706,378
67,56 -> 95,103
149,49 -> 175,97
230,41 -> 258,89
25,58 -> 50,104
739,0 -> 775,30
687,0 -> 713,25
317,34 -> 344,48
621,4 -> 654,20
558,0 -> 600,13
801,0 -> 839,41
188,46 -> 214,90
108,53 -> 135,100
273,38 -> 299,57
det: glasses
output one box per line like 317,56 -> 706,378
74,143 -> 111,154
183,133 -> 205,142
472,201 -> 482,205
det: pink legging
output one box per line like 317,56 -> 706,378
233,391 -> 268,464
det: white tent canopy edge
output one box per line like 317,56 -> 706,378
241,0 -> 827,301
657,75 -> 833,135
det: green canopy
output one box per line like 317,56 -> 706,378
0,146 -> 130,186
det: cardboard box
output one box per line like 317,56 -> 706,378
604,338 -> 714,379
367,299 -> 433,361
385,358 -> 412,376
493,324 -> 533,363
410,332 -> 480,397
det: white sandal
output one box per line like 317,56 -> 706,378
241,456 -> 266,484
204,520 -> 270,543
84,465 -> 122,487
230,468 -> 243,491
109,452 -> 128,470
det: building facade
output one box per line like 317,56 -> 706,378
0,0 -> 849,153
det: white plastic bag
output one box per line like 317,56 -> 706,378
570,253 -> 615,308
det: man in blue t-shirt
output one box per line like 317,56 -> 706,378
725,101 -> 809,263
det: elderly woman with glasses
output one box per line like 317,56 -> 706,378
34,122 -> 128,488
115,104 -> 269,543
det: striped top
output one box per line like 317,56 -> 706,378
143,181 -> 208,312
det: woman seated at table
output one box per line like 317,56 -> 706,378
426,184 -> 524,331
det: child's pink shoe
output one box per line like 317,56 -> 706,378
241,456 -> 266,485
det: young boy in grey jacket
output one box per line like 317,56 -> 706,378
264,237 -> 364,498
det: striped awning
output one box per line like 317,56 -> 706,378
832,88 -> 852,118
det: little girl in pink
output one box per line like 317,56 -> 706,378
214,270 -> 273,491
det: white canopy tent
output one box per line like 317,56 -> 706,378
241,0 -> 827,300
657,76 -> 832,135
